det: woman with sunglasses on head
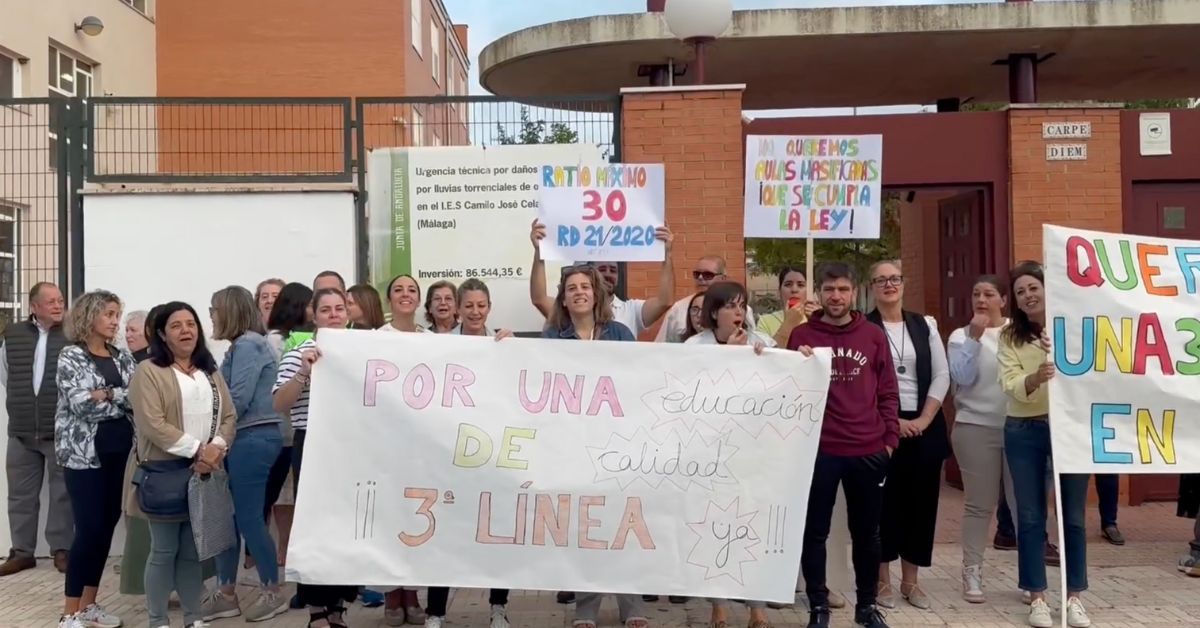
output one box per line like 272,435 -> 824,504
127,301 -> 237,628
865,260 -> 949,612
273,288 -> 360,628
540,265 -> 644,628
998,261 -> 1090,628
424,280 -> 458,334
202,286 -> 288,623
757,266 -> 821,348
346,284 -> 386,331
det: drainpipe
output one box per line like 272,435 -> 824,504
1006,0 -> 1037,103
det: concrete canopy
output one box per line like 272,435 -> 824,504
479,0 -> 1200,109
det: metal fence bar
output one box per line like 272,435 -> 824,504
87,96 -> 355,183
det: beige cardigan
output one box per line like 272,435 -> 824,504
123,361 -> 237,519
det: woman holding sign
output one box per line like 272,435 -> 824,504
756,267 -> 821,348
539,265 -> 646,628
997,262 -> 1091,628
273,288 -> 360,628
866,261 -> 950,611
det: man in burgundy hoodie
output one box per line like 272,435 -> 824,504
788,261 -> 900,628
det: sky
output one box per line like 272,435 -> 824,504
442,0 -> 1003,117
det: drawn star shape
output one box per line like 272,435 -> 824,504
685,497 -> 761,585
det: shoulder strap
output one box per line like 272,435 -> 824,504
205,371 -> 220,442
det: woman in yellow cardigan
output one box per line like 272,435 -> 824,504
997,261 -> 1090,628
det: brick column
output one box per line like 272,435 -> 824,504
619,85 -> 746,310
1008,105 -> 1124,263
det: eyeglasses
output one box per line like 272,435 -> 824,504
871,275 -> 904,287
692,270 -> 718,281
688,306 -> 702,315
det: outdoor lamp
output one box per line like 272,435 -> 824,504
75,16 -> 104,37
663,0 -> 732,84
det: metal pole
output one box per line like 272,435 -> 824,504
693,39 -> 706,84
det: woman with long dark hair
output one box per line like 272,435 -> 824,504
270,282 -> 316,355
685,281 -> 773,351
54,290 -> 137,628
998,261 -> 1090,628
128,301 -> 237,628
680,292 -> 705,343
347,284 -> 386,330
381,275 -> 428,336
273,288 -> 359,627
757,266 -> 820,347
866,260 -> 949,611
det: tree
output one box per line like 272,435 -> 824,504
1124,99 -> 1193,110
745,192 -> 903,289
495,107 -> 579,145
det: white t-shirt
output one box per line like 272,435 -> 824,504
882,316 -> 950,413
378,323 -> 431,333
167,369 -> 217,458
611,297 -> 647,335
655,295 -> 755,343
948,322 -> 1009,428
684,329 -> 776,348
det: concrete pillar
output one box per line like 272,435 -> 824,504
1007,105 -> 1123,262
619,85 -> 747,334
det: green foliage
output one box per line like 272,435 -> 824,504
1124,99 -> 1192,110
745,193 -> 903,284
496,107 -> 580,145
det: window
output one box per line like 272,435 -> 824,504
410,0 -> 422,57
0,202 -> 18,327
412,108 -> 424,147
431,20 -> 441,85
120,0 -> 149,15
0,52 -> 19,98
48,45 -> 93,97
457,73 -> 468,124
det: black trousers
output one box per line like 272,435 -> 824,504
427,587 -> 509,617
63,451 -> 128,597
879,410 -> 945,567
264,445 -> 293,519
292,430 -> 358,608
802,449 -> 889,610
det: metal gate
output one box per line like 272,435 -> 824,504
0,94 -> 621,318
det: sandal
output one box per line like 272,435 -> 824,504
572,621 -> 597,628
900,581 -> 930,610
710,621 -> 729,628
625,618 -> 650,628
748,622 -> 773,628
876,580 -> 896,609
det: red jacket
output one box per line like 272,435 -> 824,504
788,312 -> 900,456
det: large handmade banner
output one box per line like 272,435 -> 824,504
743,134 -> 883,239
286,330 -> 832,602
1045,225 -> 1200,473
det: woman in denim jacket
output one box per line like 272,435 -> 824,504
203,286 -> 288,623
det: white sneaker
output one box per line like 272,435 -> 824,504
962,565 -> 985,604
79,604 -> 122,628
490,604 -> 510,628
1028,599 -> 1054,628
1066,596 -> 1091,627
425,617 -> 445,628
57,615 -> 85,628
188,622 -> 212,628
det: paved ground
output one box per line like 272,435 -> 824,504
2,488 -> 1197,628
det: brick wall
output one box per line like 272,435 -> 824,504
619,86 -> 746,310
1009,107 -> 1124,263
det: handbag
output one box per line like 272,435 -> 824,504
189,468 -> 237,560
132,370 -> 221,519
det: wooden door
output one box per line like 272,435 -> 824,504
1128,183 -> 1200,504
937,190 -> 987,489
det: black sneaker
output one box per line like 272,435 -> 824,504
668,596 -> 689,604
642,595 -> 660,602
806,606 -> 831,628
854,605 -> 889,628
556,591 -> 575,604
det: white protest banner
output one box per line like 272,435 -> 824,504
537,163 -> 666,262
286,330 -> 831,602
1045,225 -> 1200,473
744,135 -> 883,239
367,144 -> 604,332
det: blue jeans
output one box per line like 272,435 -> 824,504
1095,473 -> 1119,526
1004,417 -> 1089,593
216,424 -> 283,586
